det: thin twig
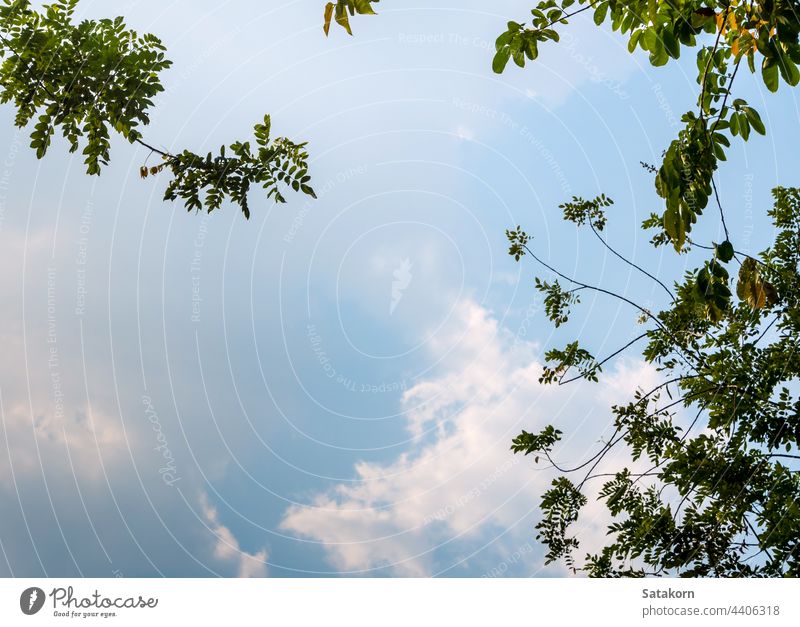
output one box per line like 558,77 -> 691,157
589,220 -> 675,302
559,332 -> 648,385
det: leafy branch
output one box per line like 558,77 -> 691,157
0,0 -> 315,217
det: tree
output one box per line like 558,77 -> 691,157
327,1 -> 800,576
508,187 -> 800,577
0,0 -> 316,218
502,2 -> 800,576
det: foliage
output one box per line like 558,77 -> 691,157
535,278 -> 581,328
499,0 -> 800,575
493,0 -> 791,257
511,186 -> 800,576
323,0 -> 379,35
328,0 -> 793,254
480,0 -> 800,576
540,341 -> 600,384
144,117 -> 315,219
560,194 -> 612,230
0,0 -> 314,216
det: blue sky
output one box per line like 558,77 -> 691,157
0,0 -> 798,577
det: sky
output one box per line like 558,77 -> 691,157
0,0 -> 798,578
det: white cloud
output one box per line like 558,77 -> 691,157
199,492 -> 268,578
455,126 -> 475,141
0,398 -> 128,489
0,227 -> 130,488
281,299 -> 659,576
0,224 -> 258,577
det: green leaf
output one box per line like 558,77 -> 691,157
650,47 -> 669,67
593,2 -> 608,26
663,207 -> 685,251
716,240 -> 734,263
729,111 -> 739,136
642,28 -> 657,52
777,53 -> 800,87
661,29 -> 679,59
739,114 -> 750,141
495,31 -> 513,50
647,0 -> 657,23
762,59 -> 779,92
745,107 -> 766,135
628,30 -> 642,53
493,46 -> 511,74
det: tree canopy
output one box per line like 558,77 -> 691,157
495,1 -> 800,576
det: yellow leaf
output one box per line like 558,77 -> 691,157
737,258 -> 778,309
323,2 -> 335,36
353,0 -> 376,15
335,1 -> 352,35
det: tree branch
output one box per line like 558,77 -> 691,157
589,220 -> 675,302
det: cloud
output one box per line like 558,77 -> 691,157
199,492 -> 268,578
280,299 -> 659,576
0,399 -> 128,490
0,227 -> 130,488
0,224 -> 267,577
455,126 -> 475,141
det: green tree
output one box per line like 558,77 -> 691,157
499,0 -> 800,577
0,0 -> 315,218
328,1 -> 800,576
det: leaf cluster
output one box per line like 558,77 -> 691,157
153,118 -> 315,218
0,0 -> 315,216
0,0 -> 170,174
323,0 -> 378,36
